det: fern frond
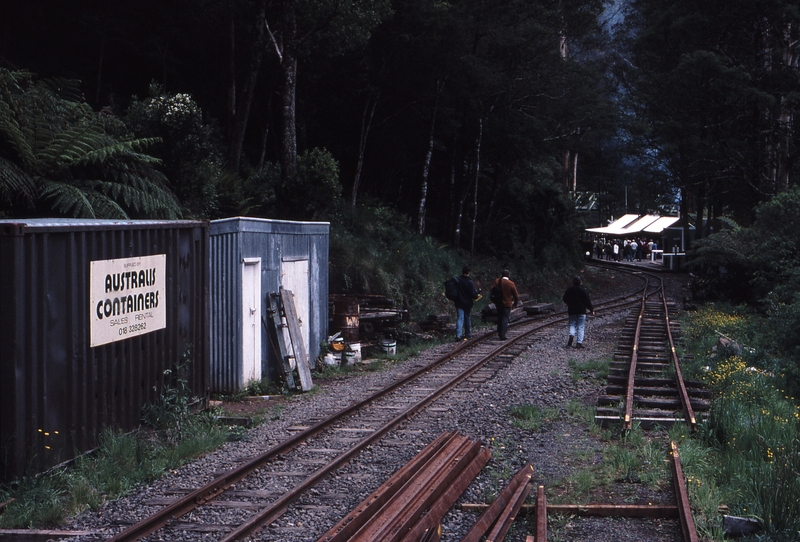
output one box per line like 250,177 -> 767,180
0,156 -> 37,205
90,178 -> 180,219
38,120 -> 106,165
0,94 -> 37,167
39,179 -> 96,218
83,192 -> 129,219
76,137 -> 164,167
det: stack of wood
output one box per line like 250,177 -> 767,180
329,294 -> 408,343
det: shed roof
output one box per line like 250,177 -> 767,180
585,214 -> 680,236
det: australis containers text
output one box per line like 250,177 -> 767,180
90,254 -> 166,346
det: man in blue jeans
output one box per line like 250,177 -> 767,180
562,275 -> 594,348
454,266 -> 481,340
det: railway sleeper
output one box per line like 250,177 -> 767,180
597,395 -> 710,410
607,375 -> 704,388
594,413 -> 704,429
612,353 -> 670,362
610,361 -> 671,372
610,368 -> 670,379
605,385 -> 710,398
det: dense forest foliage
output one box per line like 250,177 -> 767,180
1,0 -> 798,269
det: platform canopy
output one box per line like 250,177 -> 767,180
586,215 -> 680,236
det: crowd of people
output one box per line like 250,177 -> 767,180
592,237 -> 659,262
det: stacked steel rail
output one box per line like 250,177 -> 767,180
104,272 -> 659,542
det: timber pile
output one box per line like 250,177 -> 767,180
329,294 -> 407,343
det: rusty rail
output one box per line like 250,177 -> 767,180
318,432 -> 489,542
624,293 -> 647,429
662,293 -> 697,431
670,441 -> 699,542
106,266 -> 659,542
536,485 -> 547,542
461,464 -> 533,542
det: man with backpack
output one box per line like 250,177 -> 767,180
446,266 -> 481,341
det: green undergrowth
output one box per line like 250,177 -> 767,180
0,362 -> 245,529
549,424 -> 672,504
509,404 -> 559,431
568,356 -> 611,383
674,306 -> 800,540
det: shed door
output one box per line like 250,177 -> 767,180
242,258 -> 261,386
281,258 -> 310,355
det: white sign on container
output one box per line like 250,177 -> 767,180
90,254 -> 166,347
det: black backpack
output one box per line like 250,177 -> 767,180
444,276 -> 459,301
489,279 -> 503,306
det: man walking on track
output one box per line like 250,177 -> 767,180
563,275 -> 594,348
453,266 -> 481,341
492,269 -> 520,340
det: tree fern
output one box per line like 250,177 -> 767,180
0,68 -> 182,219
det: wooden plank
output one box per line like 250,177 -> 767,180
280,287 -> 314,391
265,294 -> 296,389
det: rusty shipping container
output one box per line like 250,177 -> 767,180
209,217 -> 329,393
0,219 -> 209,481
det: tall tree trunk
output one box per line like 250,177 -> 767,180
352,92 -> 378,207
470,118 -> 482,256
454,176 -> 471,249
94,12 -> 108,105
227,0 -> 267,173
279,0 -> 298,183
417,81 -> 443,235
696,185 -> 706,241
777,20 -> 798,191
226,14 -> 236,147
447,132 -> 458,245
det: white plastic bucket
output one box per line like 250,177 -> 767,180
347,342 -> 362,363
322,352 -> 339,366
380,339 -> 397,355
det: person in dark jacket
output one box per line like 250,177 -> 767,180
491,269 -> 520,340
562,275 -> 594,348
454,266 -> 481,341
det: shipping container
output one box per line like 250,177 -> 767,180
0,219 -> 209,481
209,217 -> 329,393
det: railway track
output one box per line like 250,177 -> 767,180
105,270 -> 662,542
587,262 -> 709,430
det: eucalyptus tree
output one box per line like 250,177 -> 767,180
262,0 -> 392,184
0,69 -> 180,219
619,0 -> 800,232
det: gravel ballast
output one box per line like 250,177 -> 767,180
64,269 -> 693,542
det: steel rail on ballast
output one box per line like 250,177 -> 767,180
624,288 -> 649,429
107,296 -> 585,541
663,291 -> 698,432
107,269 -> 659,541
606,268 -> 698,432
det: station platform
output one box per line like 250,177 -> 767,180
586,252 -> 687,272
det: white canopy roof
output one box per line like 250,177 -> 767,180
586,215 -> 680,236
585,214 -> 639,235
